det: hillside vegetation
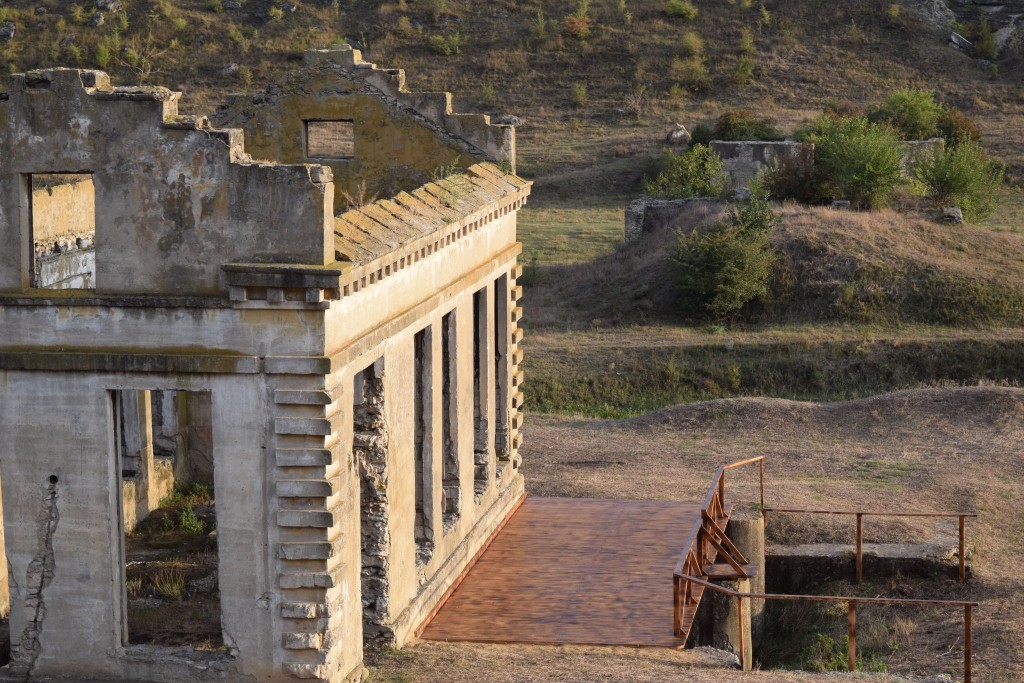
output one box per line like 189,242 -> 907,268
527,203 -> 1024,329
0,0 -> 1022,189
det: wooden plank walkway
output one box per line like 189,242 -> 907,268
419,497 -> 705,647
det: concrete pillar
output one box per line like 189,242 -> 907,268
707,577 -> 753,671
727,508 -> 766,647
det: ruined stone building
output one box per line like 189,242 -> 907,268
0,47 -> 529,682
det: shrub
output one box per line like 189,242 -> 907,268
763,148 -> 834,205
738,28 -> 756,55
976,17 -> 998,60
564,0 -> 592,39
665,0 -> 698,20
563,16 -> 591,40
670,55 -> 709,91
690,110 -> 781,145
802,114 -> 903,209
95,44 -> 112,69
570,82 -> 588,107
915,141 -> 1004,220
680,31 -> 703,57
179,505 -> 206,534
644,144 -> 728,199
530,10 -> 547,43
480,83 -> 496,106
937,109 -> 982,146
428,32 -> 461,56
731,57 -> 755,86
867,88 -> 943,140
670,192 -> 780,320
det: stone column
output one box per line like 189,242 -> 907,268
727,508 -> 766,647
707,577 -> 753,671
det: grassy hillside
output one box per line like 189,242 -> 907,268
527,203 -> 1024,329
522,203 -> 1024,416
0,0 -> 1021,190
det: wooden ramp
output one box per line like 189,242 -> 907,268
419,497 -> 708,647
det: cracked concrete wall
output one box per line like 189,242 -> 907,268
0,68 -> 334,296
0,367 -> 292,682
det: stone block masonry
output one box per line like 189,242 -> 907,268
0,48 -> 529,683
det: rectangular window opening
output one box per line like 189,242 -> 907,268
306,120 -> 355,159
472,289 -> 490,500
29,173 -> 96,290
441,311 -> 460,532
113,389 -> 221,651
494,274 -> 511,464
413,328 -> 435,565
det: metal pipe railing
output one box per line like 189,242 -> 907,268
675,572 -> 977,681
762,508 -> 977,582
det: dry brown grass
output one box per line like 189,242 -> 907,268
524,203 -> 1024,330
518,386 -> 1024,681
369,642 -> 919,682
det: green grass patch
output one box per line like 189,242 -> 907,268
518,198 -> 628,264
524,334 -> 1024,417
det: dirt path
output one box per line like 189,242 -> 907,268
373,386 -> 1024,682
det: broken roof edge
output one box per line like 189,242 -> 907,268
225,163 -> 529,303
301,46 -> 515,168
334,162 -> 530,264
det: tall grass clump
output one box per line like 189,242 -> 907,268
644,144 -> 727,199
665,0 -> 698,19
916,141 -> 1004,220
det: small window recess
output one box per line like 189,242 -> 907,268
305,120 -> 355,159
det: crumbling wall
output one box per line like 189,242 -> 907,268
710,141 -> 813,191
0,68 -> 334,296
211,47 -> 515,215
624,197 -> 722,244
898,138 -> 946,173
354,360 -> 393,647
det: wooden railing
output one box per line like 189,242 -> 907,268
672,457 -> 765,637
673,574 -> 978,682
762,508 -> 976,583
673,456 -> 979,681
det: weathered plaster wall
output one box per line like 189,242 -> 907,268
0,68 -> 334,296
211,48 -> 515,216
0,371 -> 277,681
